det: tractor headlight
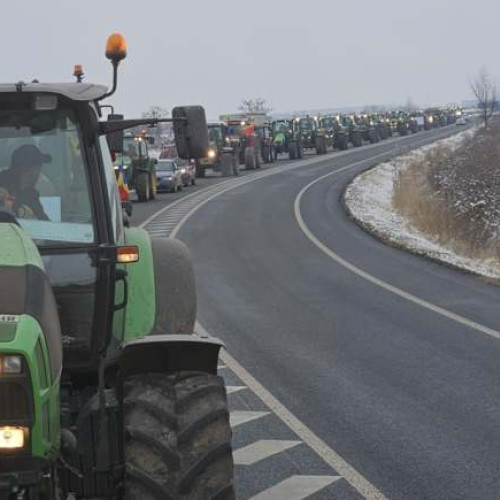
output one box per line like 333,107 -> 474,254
208,149 -> 216,159
180,168 -> 187,174
0,355 -> 22,375
0,426 -> 25,449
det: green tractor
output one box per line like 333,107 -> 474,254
318,116 -> 348,151
297,116 -> 327,155
271,119 -> 303,160
340,115 -> 363,148
0,33 -> 234,499
195,123 -> 239,178
122,132 -> 158,202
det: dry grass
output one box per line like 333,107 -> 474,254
392,123 -> 500,265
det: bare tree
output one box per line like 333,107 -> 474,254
470,67 -> 497,127
141,105 -> 171,144
238,98 -> 272,114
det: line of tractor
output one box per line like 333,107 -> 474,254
194,108 -> 464,178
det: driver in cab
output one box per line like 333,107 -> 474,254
0,144 -> 50,220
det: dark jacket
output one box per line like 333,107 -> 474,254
0,169 -> 49,221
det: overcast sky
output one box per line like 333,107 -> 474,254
1,0 -> 498,119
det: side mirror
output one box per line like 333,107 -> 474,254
172,106 -> 209,159
107,114 -> 124,154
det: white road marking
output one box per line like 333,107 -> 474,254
234,440 -> 302,466
293,165 -> 500,342
249,475 -> 341,500
230,411 -> 270,428
226,385 -> 247,395
210,335 -> 388,500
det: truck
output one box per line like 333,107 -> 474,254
0,32 -> 235,499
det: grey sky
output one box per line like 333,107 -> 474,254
1,0 -> 498,118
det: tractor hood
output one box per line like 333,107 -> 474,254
0,222 -> 62,380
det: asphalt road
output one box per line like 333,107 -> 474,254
134,126 -> 500,499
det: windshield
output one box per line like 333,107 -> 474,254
299,119 -> 315,131
157,160 -> 175,172
320,118 -> 335,128
273,121 -> 289,133
208,126 -> 223,143
123,136 -> 146,158
0,109 -> 94,246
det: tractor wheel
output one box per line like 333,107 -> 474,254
137,173 -> 150,202
262,145 -> 271,164
255,147 -> 261,169
351,132 -> 362,148
220,153 -> 233,177
269,147 -> 275,163
124,372 -> 235,500
339,136 -> 348,150
297,142 -> 303,158
245,147 -> 256,170
288,141 -> 297,160
149,174 -> 157,200
151,238 -> 196,334
195,161 -> 205,178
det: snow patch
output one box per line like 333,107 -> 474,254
345,130 -> 500,280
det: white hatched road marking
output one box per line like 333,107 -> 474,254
226,385 -> 247,395
234,440 -> 302,466
230,411 -> 270,428
249,475 -> 341,500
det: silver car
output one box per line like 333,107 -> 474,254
156,159 -> 184,192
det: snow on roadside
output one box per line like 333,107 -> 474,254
344,129 -> 500,280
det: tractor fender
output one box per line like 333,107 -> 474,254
151,237 -> 197,335
117,334 -> 224,376
122,230 -> 196,339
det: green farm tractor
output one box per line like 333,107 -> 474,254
271,119 -> 303,160
0,33 -> 234,499
122,132 -> 158,202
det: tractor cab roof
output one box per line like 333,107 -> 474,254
0,82 -> 108,102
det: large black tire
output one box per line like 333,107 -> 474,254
137,173 -> 150,202
288,141 -> 297,160
254,146 -> 261,169
195,161 -> 206,179
151,238 -> 196,334
351,131 -> 362,148
338,135 -> 348,150
149,174 -> 157,200
297,141 -> 303,158
124,372 -> 235,500
220,153 -> 233,177
244,147 -> 256,170
261,145 -> 271,164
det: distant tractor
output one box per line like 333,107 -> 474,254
123,132 -> 158,202
272,119 -> 303,159
196,122 -> 239,177
297,116 -> 327,154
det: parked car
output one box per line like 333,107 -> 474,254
176,157 -> 196,186
156,159 -> 184,192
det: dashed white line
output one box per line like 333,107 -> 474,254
230,411 -> 270,428
226,385 -> 247,395
234,440 -> 302,466
249,475 -> 341,500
